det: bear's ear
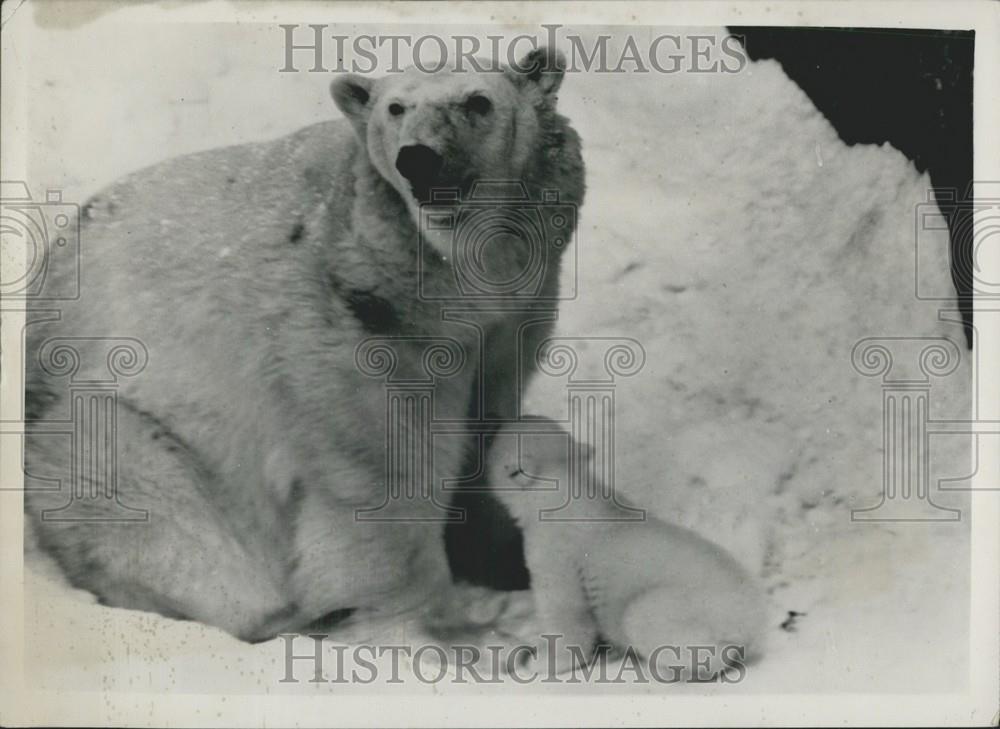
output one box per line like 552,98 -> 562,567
330,74 -> 375,127
507,46 -> 566,99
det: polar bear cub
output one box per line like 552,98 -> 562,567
487,418 -> 767,674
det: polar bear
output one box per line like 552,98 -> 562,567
487,419 -> 767,674
24,46 -> 584,642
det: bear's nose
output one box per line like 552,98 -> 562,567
395,144 -> 444,200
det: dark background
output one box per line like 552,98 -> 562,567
447,27 -> 977,590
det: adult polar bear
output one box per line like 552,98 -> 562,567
25,45 -> 763,663
25,47 -> 584,643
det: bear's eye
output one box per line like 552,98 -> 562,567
388,103 -> 405,117
465,94 -> 492,116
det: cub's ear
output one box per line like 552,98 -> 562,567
507,46 -> 566,98
330,74 -> 375,127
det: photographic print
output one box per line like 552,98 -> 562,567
1,1 -> 997,726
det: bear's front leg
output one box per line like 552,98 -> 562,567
521,524 -> 602,674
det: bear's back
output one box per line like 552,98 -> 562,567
26,119 -> 360,416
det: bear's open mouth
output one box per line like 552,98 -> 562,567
395,144 -> 443,203
408,181 -> 434,202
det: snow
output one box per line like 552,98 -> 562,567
20,17 -> 970,697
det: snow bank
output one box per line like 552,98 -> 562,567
524,46 -> 970,689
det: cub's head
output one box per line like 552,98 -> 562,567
488,418 -> 594,491
330,46 -> 583,219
